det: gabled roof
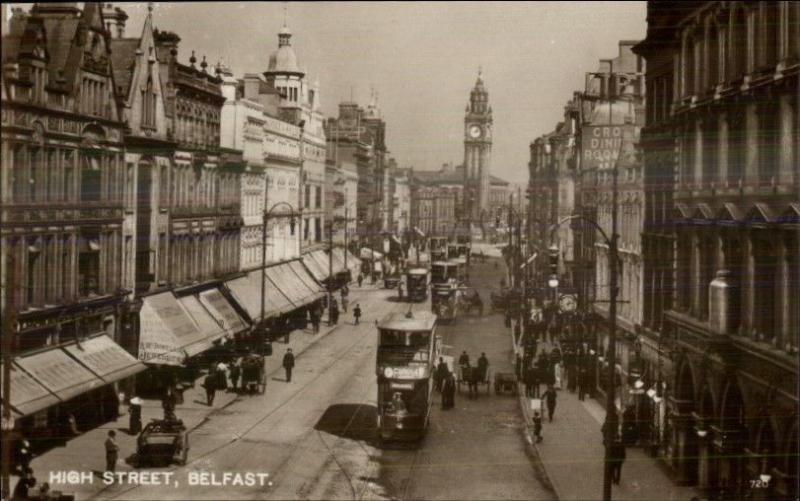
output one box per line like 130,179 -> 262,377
109,38 -> 140,98
746,203 -> 776,224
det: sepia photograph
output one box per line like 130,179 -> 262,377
0,2 -> 798,500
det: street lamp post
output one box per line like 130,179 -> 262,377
261,201 -> 297,339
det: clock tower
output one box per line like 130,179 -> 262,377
463,68 -> 492,221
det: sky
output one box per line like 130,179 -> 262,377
12,2 -> 647,184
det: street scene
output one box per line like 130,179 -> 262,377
1,2 -> 798,501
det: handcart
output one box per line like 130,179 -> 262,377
136,418 -> 189,466
494,371 -> 518,395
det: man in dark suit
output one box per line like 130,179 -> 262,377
283,348 -> 295,382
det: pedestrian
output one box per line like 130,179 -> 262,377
330,299 -> 339,325
443,372 -> 456,409
397,281 -> 403,300
105,430 -> 119,475
435,357 -> 449,392
611,438 -> 626,485
458,350 -> 470,369
341,295 -> 349,313
532,411 -> 543,443
525,364 -> 539,398
216,362 -> 228,392
128,397 -> 143,434
477,352 -> 489,381
353,304 -> 362,325
357,273 -> 364,288
283,348 -> 295,382
543,385 -> 557,422
229,360 -> 241,392
203,372 -> 217,406
13,467 -> 37,499
577,366 -> 587,401
553,360 -> 563,390
162,386 -> 178,420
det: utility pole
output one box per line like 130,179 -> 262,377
328,222 -> 334,325
602,60 -> 620,501
2,253 -> 16,500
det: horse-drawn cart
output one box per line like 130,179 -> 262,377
493,371 -> 518,395
456,366 -> 490,394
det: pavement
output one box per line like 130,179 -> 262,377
11,281 -> 383,501
511,323 -> 702,501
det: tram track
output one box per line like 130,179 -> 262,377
101,290 -> 400,501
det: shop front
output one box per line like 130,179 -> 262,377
5,333 -> 146,447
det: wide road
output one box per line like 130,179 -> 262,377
100,257 -> 553,501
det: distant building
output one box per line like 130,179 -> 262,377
263,23 -> 327,250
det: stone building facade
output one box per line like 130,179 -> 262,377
1,2 -> 135,438
634,2 -> 798,498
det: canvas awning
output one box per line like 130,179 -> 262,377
264,266 -> 298,311
288,260 -> 326,302
178,295 -> 227,344
309,250 -> 333,279
63,334 -> 146,385
138,292 -> 210,365
15,348 -> 105,403
268,263 -> 310,307
0,362 -> 59,417
198,289 -> 248,336
360,248 -> 383,260
329,249 -> 346,275
225,271 -> 292,324
302,253 -> 328,282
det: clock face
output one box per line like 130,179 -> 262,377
469,125 -> 482,138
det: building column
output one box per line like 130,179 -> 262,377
694,119 -> 704,188
691,231 -> 702,316
744,102 -> 759,191
742,232 -> 755,336
717,112 -> 729,187
778,94 -> 795,186
776,236 -> 789,349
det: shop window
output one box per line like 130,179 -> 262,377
79,234 -> 101,296
27,241 -> 41,306
80,155 -> 102,202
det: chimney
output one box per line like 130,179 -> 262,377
9,7 -> 28,35
101,4 -> 128,38
153,29 -> 180,63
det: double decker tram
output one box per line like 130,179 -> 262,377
430,261 -> 458,286
376,310 -> 439,442
406,268 -> 429,302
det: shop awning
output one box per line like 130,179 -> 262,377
302,253 -> 328,282
288,261 -> 326,302
0,362 -> 59,417
309,251 -> 333,280
267,264 -> 306,307
263,267 -> 297,311
15,348 -> 105,403
198,289 -> 248,336
63,335 -> 146,385
225,272 -> 291,324
178,295 -> 227,345
344,250 -> 361,275
139,292 -> 209,365
330,249 -> 346,275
